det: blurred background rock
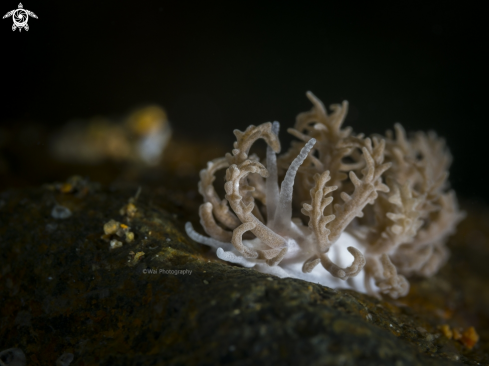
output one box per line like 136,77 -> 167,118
50,105 -> 171,166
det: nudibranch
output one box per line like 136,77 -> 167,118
186,92 -> 464,298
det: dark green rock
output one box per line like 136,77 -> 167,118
0,182 -> 487,365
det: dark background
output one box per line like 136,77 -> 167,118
0,1 -> 488,203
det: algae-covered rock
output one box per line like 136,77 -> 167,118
0,181 -> 487,365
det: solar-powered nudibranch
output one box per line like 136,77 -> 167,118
186,92 -> 464,298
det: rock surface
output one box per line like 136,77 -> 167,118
1,176 -> 488,365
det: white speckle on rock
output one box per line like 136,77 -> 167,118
51,204 -> 72,219
109,239 -> 123,250
45,223 -> 58,233
416,326 -> 427,334
0,348 -> 26,365
56,352 -> 75,366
